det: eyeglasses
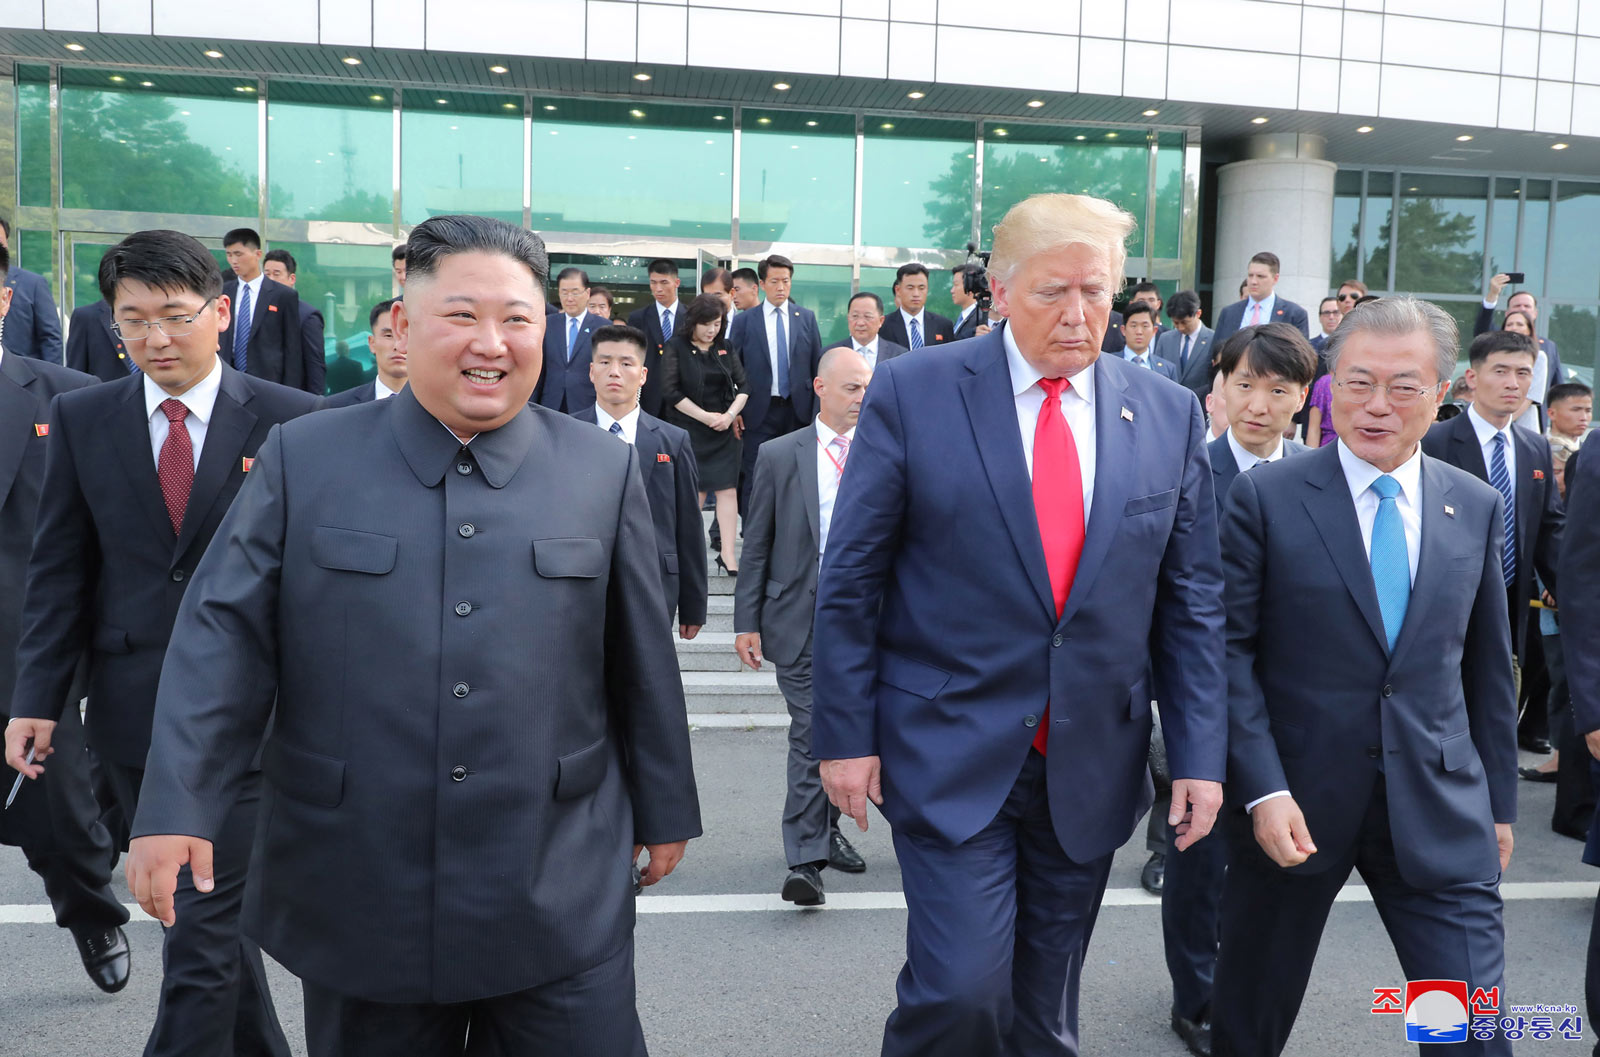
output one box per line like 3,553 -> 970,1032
1319,309 -> 1342,317
111,299 -> 215,342
1334,378 -> 1442,406
1336,293 -> 1360,302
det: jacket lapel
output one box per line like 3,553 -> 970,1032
1301,445 -> 1389,654
795,427 -> 820,550
109,378 -> 181,542
956,334 -> 1055,621
1448,411 -> 1489,481
1059,358 -> 1134,627
0,355 -> 41,502
175,368 -> 256,558
1389,456 -> 1455,668
1513,429 -> 1538,573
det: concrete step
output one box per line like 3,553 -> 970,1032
697,596 -> 735,632
674,632 -> 744,671
681,670 -> 785,713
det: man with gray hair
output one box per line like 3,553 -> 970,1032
814,193 -> 1228,1056
1213,296 -> 1517,1056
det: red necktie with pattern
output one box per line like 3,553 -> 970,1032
157,399 -> 194,535
1031,377 -> 1086,754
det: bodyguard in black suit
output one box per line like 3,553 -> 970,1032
626,258 -> 685,417
0,323 -> 129,994
7,230 -> 317,1057
223,227 -> 310,393
265,249 -> 328,395
538,267 -> 608,413
878,263 -> 956,351
67,298 -> 139,382
123,217 -> 700,1057
325,299 -> 406,409
572,324 -> 708,634
1422,330 -> 1563,665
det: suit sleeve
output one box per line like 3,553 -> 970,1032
129,427 -> 290,842
658,345 -> 688,409
64,312 -> 89,374
1545,341 -> 1565,395
672,434 -> 707,625
1473,303 -> 1495,338
1533,442 -> 1564,598
1149,397 -> 1228,783
811,363 -> 910,759
1464,492 -> 1518,824
301,309 -> 326,395
604,443 -> 702,844
1289,302 -> 1310,338
732,442 -> 778,635
10,397 -> 99,722
32,275 -> 63,363
1219,472 -> 1288,802
1562,445 -> 1600,737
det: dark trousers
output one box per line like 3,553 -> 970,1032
1587,761 -> 1600,1057
776,636 -> 840,869
105,765 -> 290,1057
1213,778 -> 1508,1057
1548,632 -> 1597,837
1162,814 -> 1229,1023
737,398 -> 802,520
0,705 -> 126,932
302,940 -> 646,1057
882,749 -> 1115,1057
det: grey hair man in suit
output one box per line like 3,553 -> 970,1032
1157,290 -> 1215,400
121,215 -> 701,1057
735,346 -> 873,905
824,291 -> 909,371
1212,296 -> 1517,1057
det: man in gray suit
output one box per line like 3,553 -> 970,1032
735,346 -> 873,905
123,216 -> 702,1057
1157,290 -> 1215,400
823,292 -> 909,372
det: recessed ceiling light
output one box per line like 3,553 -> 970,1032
64,42 -> 85,52
549,130 -> 558,136
757,116 -> 771,124
1075,134 -> 1087,141
880,122 -> 894,130
1455,134 -> 1473,142
1407,186 -> 1418,192
907,91 -> 925,99
713,114 -> 726,120
1357,125 -> 1373,133
436,98 -> 448,104
1106,132 -> 1118,138
773,82 -> 791,91
369,94 -> 384,101
1250,116 -> 1269,124
503,102 -> 518,110
140,81 -> 153,87
1143,108 -> 1160,117
203,49 -> 223,59
1552,142 -> 1570,150
994,128 -> 1008,136
109,75 -> 125,83
544,104 -> 557,111
1026,100 -> 1044,108
806,120 -> 818,126
705,139 -> 714,144
629,109 -> 645,117
489,65 -> 508,74
234,85 -> 256,93
342,57 -> 362,66
449,125 -> 458,130
633,72 -> 651,81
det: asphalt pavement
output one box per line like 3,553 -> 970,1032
0,730 -> 1592,1056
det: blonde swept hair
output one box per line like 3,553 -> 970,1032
989,193 -> 1137,291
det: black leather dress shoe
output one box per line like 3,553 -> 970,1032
1171,1009 -> 1212,1057
1141,852 -> 1165,896
781,864 -> 825,906
72,925 -> 130,993
1519,766 -> 1558,783
1519,733 -> 1553,754
827,830 -> 866,873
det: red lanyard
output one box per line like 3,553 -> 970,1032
818,434 -> 848,479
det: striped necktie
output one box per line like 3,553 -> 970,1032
1489,432 -> 1516,587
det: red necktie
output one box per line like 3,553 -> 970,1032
157,399 -> 194,535
1031,377 -> 1086,754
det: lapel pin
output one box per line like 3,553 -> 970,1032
1533,469 -> 1545,481
33,423 -> 49,437
656,453 -> 672,463
1444,504 -> 1456,518
1120,406 -> 1134,422
241,457 -> 255,472
266,304 -> 278,313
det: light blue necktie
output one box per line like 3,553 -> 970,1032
774,307 -> 790,399
567,316 -> 579,362
233,282 -> 252,372
909,317 -> 924,350
1488,432 -> 1516,587
1369,474 -> 1410,651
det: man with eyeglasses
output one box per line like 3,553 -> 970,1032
6,229 -> 318,1057
1312,297 -> 1342,355
1213,296 -> 1518,1057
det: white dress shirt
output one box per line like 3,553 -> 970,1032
852,338 -> 880,370
562,309 -> 588,357
1226,429 -> 1285,472
900,308 -> 929,344
144,355 -> 222,470
1004,323 -> 1095,524
658,301 -> 678,342
1241,292 -> 1276,328
1466,404 -> 1518,502
816,417 -> 854,558
763,300 -> 789,397
373,378 -> 399,400
234,272 -> 264,314
593,403 -> 642,445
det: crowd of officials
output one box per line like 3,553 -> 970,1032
0,196 -> 1596,1057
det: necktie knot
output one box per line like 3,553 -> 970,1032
1370,474 -> 1401,501
831,435 -> 850,456
1038,376 -> 1070,399
1493,431 -> 1508,450
160,398 -> 189,424
608,421 -> 623,436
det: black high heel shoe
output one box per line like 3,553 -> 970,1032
715,555 -> 738,578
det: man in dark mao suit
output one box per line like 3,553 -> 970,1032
122,216 -> 702,1057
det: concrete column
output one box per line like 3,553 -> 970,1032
1213,134 -> 1336,319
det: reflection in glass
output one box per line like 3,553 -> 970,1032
1547,304 -> 1596,383
982,125 -> 1148,252
268,86 -> 394,224
16,230 -> 57,306
18,65 -> 50,208
546,253 -> 693,323
402,100 -> 523,225
1487,178 -> 1519,282
1362,171 -> 1394,291
1519,181 -> 1550,296
863,117 -> 974,250
271,242 -> 396,385
1394,175 -> 1487,296
1153,136 -> 1185,261
1548,183 -> 1600,302
60,69 -> 258,216
1331,170 -> 1362,285
532,99 -> 731,239
790,264 -> 856,347
741,111 -> 854,246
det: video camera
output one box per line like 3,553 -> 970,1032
960,242 -> 992,317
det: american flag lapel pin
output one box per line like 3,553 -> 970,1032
1444,504 -> 1456,518
33,423 -> 49,437
241,457 -> 255,472
1120,406 -> 1134,422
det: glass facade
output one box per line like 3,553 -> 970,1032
1332,166 -> 1595,384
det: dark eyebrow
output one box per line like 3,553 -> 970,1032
441,294 -> 537,310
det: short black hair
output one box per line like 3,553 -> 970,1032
0,216 -> 9,239
223,227 -> 261,250
392,244 -> 407,262
263,248 -> 297,275
1215,322 -> 1317,387
758,255 -> 794,281
701,266 -> 733,291
731,267 -> 759,286
405,215 -> 548,287
1130,280 -> 1161,299
588,284 -> 613,310
0,241 -> 9,282
1506,289 -> 1539,308
848,291 -> 884,314
369,298 -> 396,331
893,262 -> 931,287
1166,290 -> 1201,320
1468,329 -> 1536,368
591,323 -> 647,356
556,266 -> 590,288
1548,381 -> 1592,406
647,258 -> 679,277
1319,296 -> 1339,312
1122,301 -> 1159,325
1249,251 -> 1280,275
100,229 -> 224,305
681,292 -> 727,346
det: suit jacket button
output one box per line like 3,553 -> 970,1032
454,601 -> 473,617
1052,633 -> 1064,648
452,682 -> 470,698
450,765 -> 468,782
1024,714 -> 1038,727
456,461 -> 473,476
1382,685 -> 1393,698
458,523 -> 476,538
171,569 -> 185,582
1366,746 -> 1382,759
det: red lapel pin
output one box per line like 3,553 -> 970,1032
1533,469 -> 1544,480
241,457 -> 255,472
267,304 -> 278,313
34,423 -> 49,437
656,453 -> 672,463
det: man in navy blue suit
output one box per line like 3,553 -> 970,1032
1211,252 -> 1310,344
1212,297 -> 1517,1057
0,217 -> 63,363
536,267 -> 607,413
1120,302 -> 1178,380
814,193 -> 1227,1057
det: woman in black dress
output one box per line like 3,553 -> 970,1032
660,293 -> 748,575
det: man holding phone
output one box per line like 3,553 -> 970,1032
1475,272 -> 1566,414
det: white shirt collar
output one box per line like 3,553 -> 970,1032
563,307 -> 587,321
765,299 -> 787,318
1337,436 -> 1423,507
1125,347 -> 1152,364
143,355 -> 223,425
1003,320 -> 1096,407
659,300 -> 677,316
1226,428 -> 1284,472
815,417 -> 855,447
1465,403 -> 1516,450
594,402 -> 642,444
373,378 -> 400,400
236,272 -> 264,299
901,307 -> 924,327
853,337 -> 878,357
1245,291 -> 1276,319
